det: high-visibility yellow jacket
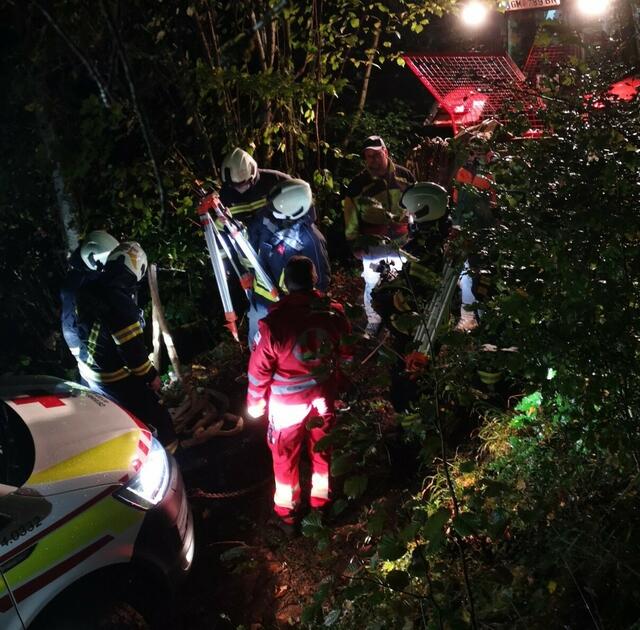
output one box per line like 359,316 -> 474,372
342,162 -> 415,245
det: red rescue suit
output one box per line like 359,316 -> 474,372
247,290 -> 353,522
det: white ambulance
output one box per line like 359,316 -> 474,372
0,376 -> 194,629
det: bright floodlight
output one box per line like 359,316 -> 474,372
461,1 -> 488,27
578,0 -> 610,16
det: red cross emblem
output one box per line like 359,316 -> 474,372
12,394 -> 68,409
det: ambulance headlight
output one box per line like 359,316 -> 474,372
115,438 -> 170,510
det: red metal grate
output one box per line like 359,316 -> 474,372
523,45 -> 578,83
403,53 -> 542,134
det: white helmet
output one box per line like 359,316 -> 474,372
268,179 -> 313,220
80,230 -> 119,270
401,182 -> 449,223
221,148 -> 258,185
107,241 -> 148,282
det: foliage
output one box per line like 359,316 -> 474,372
303,45 -> 640,628
5,3 -> 640,627
1,0 -> 454,375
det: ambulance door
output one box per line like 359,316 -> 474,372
0,515 -> 26,630
0,494 -> 53,630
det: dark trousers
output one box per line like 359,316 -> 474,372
82,376 -> 177,447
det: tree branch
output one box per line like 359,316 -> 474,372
342,21 -> 382,149
30,0 -> 112,108
100,0 -> 166,224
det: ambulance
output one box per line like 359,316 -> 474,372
0,375 -> 194,629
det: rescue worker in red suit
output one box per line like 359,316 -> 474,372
246,256 -> 353,533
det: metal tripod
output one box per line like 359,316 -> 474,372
196,191 -> 278,341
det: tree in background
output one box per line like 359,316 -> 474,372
1,0 -> 454,374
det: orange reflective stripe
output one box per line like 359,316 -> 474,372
471,174 -> 494,190
456,168 -> 474,184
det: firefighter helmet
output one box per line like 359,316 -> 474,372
107,241 -> 148,282
268,179 -> 312,220
221,148 -> 258,185
80,230 -> 119,270
401,182 -> 449,223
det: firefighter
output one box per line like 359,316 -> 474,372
72,241 -> 178,451
246,256 -> 353,534
342,135 -> 415,336
370,183 -> 450,411
219,148 -> 293,228
216,149 -> 292,321
60,230 -> 119,362
247,179 -> 330,349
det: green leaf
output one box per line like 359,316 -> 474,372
422,507 -> 450,542
409,545 -> 428,575
314,432 -> 342,452
452,512 -> 478,538
487,509 -> 508,538
366,510 -> 387,536
459,460 -> 476,473
301,510 -> 327,538
331,453 -> 354,476
301,603 -> 320,624
386,569 -> 410,591
350,17 -> 360,28
482,478 -> 511,498
399,520 -> 420,542
378,534 -> 406,560
330,498 -> 348,517
344,474 -> 368,498
391,312 -> 421,334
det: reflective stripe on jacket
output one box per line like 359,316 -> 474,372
74,263 -> 157,384
247,291 -> 353,411
220,169 -> 291,223
248,217 -> 331,307
220,169 -> 318,225
342,162 -> 415,243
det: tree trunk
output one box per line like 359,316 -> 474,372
53,164 -> 79,254
343,22 -> 382,149
37,109 -> 79,254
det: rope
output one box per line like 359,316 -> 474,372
188,478 -> 271,500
